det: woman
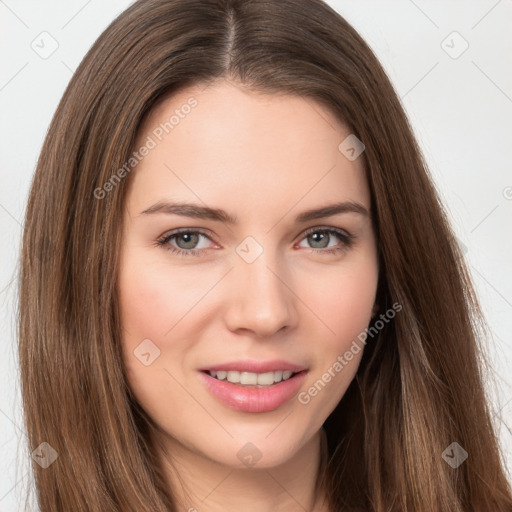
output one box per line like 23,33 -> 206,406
18,0 -> 512,510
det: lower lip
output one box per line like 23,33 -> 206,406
198,370 -> 308,413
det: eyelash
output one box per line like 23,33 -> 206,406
155,226 -> 354,258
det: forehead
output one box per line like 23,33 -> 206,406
127,81 -> 370,215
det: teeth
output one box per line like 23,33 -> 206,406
255,372 -> 274,386
227,371 -> 240,383
240,372 -> 258,385
208,370 -> 297,386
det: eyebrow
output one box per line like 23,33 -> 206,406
140,200 -> 369,224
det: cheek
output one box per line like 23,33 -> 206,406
305,255 -> 379,352
118,256 -> 204,423
118,250 -> 205,343
117,252 -> 193,386
295,254 -> 378,414
331,270 -> 377,345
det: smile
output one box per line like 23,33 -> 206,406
206,369 -> 296,387
199,369 -> 308,413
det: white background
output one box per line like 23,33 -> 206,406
1,1 -> 511,510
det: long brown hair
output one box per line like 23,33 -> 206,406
18,0 -> 512,510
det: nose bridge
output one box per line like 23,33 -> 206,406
226,236 -> 296,336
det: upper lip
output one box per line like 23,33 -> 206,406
199,359 -> 308,373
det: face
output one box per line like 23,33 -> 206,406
118,80 -> 378,469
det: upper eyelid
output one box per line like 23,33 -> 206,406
301,225 -> 351,237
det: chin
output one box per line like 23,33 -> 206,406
194,426 -> 316,470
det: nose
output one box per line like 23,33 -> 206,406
224,249 -> 298,339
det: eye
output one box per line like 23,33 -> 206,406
156,229 -> 215,257
296,226 -> 354,255
156,226 -> 354,257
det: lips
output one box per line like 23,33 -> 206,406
197,360 -> 308,413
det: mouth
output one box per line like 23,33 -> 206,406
198,368 -> 308,413
202,369 -> 301,388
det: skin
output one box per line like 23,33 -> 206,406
119,79 -> 379,512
